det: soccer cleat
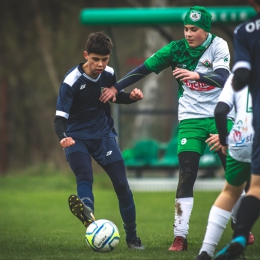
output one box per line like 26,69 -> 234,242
168,236 -> 188,251
214,236 -> 246,260
195,251 -> 212,260
231,220 -> 254,246
68,194 -> 95,228
127,237 -> 145,250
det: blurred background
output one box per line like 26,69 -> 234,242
0,0 -> 253,175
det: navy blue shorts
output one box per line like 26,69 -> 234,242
252,129 -> 260,174
64,137 -> 123,166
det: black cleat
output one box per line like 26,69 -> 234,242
196,251 -> 212,260
68,194 -> 95,228
127,237 -> 145,250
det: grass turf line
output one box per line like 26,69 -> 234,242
0,172 -> 259,259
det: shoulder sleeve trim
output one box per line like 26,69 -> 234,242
56,110 -> 69,119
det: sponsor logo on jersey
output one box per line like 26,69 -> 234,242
183,80 -> 215,91
80,84 -> 86,90
224,57 -> 229,62
189,10 -> 201,21
181,138 -> 187,145
202,60 -> 211,68
106,151 -> 112,156
232,119 -> 253,147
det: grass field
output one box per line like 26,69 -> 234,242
0,167 -> 259,260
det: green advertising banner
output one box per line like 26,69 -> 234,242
80,6 -> 256,25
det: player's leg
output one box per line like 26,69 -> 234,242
231,189 -> 255,245
67,150 -> 95,228
169,151 -> 200,251
215,186 -> 260,260
196,151 -> 250,259
231,190 -> 245,226
214,131 -> 260,260
91,137 -> 144,250
196,183 -> 243,259
169,118 -> 206,251
233,175 -> 260,241
102,160 -> 144,249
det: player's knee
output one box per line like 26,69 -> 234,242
74,166 -> 92,183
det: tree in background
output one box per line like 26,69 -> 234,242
0,0 -> 247,173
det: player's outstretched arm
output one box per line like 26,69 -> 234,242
173,67 -> 229,88
111,88 -> 144,104
99,64 -> 151,103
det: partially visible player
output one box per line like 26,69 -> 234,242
214,0 -> 260,259
99,6 -> 233,251
196,74 -> 254,260
54,32 -> 145,250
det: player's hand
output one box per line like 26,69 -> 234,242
60,137 -> 75,148
205,134 -> 222,151
172,67 -> 200,81
99,86 -> 117,103
221,145 -> 228,155
130,88 -> 144,101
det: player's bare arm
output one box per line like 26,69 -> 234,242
205,133 -> 222,152
99,86 -> 117,103
173,67 -> 200,81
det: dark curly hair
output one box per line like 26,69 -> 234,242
86,32 -> 113,55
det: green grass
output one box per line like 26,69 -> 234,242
0,170 -> 259,260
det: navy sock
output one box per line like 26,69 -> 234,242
102,160 -> 137,241
234,195 -> 260,239
124,223 -> 137,243
118,191 -> 137,242
77,180 -> 94,212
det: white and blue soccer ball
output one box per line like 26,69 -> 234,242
85,219 -> 120,252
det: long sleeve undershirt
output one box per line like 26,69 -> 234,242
214,101 -> 231,146
114,64 -> 229,92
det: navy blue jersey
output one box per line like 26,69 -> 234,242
55,63 -> 117,139
233,12 -> 260,128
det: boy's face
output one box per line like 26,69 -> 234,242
83,52 -> 110,78
184,25 -> 208,48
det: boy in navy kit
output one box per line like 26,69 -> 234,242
54,32 -> 144,250
214,0 -> 260,259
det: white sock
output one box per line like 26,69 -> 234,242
231,190 -> 245,224
199,205 -> 231,257
174,197 -> 194,238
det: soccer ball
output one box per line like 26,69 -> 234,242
85,219 -> 120,252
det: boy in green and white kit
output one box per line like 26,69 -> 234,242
99,6 -> 234,251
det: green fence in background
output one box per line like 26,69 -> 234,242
80,6 -> 256,25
